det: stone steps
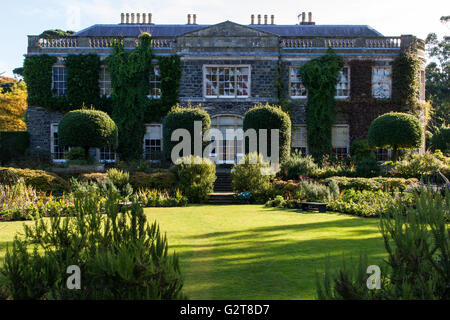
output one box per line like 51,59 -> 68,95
208,193 -> 235,205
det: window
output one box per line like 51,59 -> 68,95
336,67 -> 350,98
292,125 -> 308,155
375,148 -> 391,162
99,66 -> 112,96
50,124 -> 69,162
99,146 -> 116,162
372,67 -> 391,99
52,67 -> 67,96
144,124 -> 162,161
149,66 -> 161,98
289,67 -> 307,98
331,125 -> 349,159
204,66 -> 250,98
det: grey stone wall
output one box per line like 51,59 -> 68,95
27,106 -> 64,152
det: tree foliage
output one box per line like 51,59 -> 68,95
0,79 -> 27,131
368,112 -> 424,161
58,109 -> 118,159
300,49 -> 344,160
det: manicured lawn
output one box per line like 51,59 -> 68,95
0,205 -> 386,300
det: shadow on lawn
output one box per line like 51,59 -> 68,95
172,217 -> 386,299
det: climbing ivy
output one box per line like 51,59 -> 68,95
392,52 -> 421,106
106,33 -> 154,160
300,49 -> 344,160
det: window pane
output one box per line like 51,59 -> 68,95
372,67 -> 391,99
336,67 -> 349,97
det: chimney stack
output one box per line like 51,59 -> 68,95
251,14 -> 255,25
137,13 -> 141,24
148,13 -> 152,24
142,13 -> 147,24
308,12 -> 312,23
193,14 -> 197,24
187,14 -> 191,24
121,13 -> 125,24
131,13 -> 135,24
264,14 -> 268,24
257,14 -> 261,24
271,15 -> 274,25
126,13 -> 130,24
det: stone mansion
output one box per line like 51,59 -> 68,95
26,12 -> 426,164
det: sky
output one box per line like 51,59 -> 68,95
0,0 -> 449,77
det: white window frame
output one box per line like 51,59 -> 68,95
203,65 -> 251,99
50,123 -> 69,163
372,66 -> 392,99
99,66 -> 112,97
97,146 -> 117,163
52,67 -> 67,96
143,123 -> 163,162
335,66 -> 350,99
291,125 -> 308,155
331,124 -> 350,158
289,66 -> 307,99
148,65 -> 161,99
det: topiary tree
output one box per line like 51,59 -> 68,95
430,126 -> 450,154
368,112 -> 424,161
58,109 -> 118,160
243,103 -> 291,164
163,105 -> 211,161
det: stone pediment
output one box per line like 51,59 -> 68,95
178,21 -> 278,38
176,21 -> 279,52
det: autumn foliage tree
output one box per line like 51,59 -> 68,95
0,77 -> 27,131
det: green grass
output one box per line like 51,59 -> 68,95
0,205 -> 386,300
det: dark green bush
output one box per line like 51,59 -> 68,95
67,147 -> 85,161
243,104 -> 291,164
368,112 -> 424,161
58,109 -> 118,159
280,154 -> 318,180
350,139 -> 375,163
322,176 -> 418,192
170,156 -> 216,203
130,171 -> 176,190
355,158 -> 380,178
0,132 -> 29,164
163,105 -> 211,160
0,184 -> 185,300
431,126 -> 450,154
1,167 -> 70,193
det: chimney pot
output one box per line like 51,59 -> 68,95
137,13 -> 141,24
142,13 -> 147,24
257,14 -> 261,24
187,14 -> 191,24
193,14 -> 197,24
148,13 -> 152,24
121,13 -> 125,24
308,12 -> 312,23
126,13 -> 130,24
271,15 -> 274,25
264,14 -> 268,24
251,14 -> 255,24
302,12 -> 306,23
131,13 -> 135,24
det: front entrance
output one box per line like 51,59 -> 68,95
210,115 -> 244,165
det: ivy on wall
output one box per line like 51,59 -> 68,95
300,49 -> 344,160
106,33 -> 153,160
392,52 -> 421,106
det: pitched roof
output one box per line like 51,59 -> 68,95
72,23 -> 384,38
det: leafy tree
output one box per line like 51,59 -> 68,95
58,109 -> 118,159
39,29 -> 75,38
0,79 -> 27,131
368,112 -> 424,161
425,16 -> 450,131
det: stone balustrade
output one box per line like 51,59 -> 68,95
280,37 -> 401,49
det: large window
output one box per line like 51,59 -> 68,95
99,66 -> 112,96
204,66 -> 250,98
99,146 -> 116,162
292,125 -> 308,155
50,124 -> 69,162
52,67 -> 67,96
144,124 -> 162,161
336,67 -> 350,98
331,125 -> 349,159
289,67 -> 307,98
375,148 -> 392,162
372,67 -> 391,99
149,66 -> 161,98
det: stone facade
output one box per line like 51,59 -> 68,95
25,18 -> 426,160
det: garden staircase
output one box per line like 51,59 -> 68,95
209,169 -> 235,204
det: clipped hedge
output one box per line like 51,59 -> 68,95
79,172 -> 108,183
1,167 -> 70,193
322,176 -> 418,192
130,171 -> 177,190
0,132 -> 29,164
163,105 -> 211,161
243,104 -> 291,164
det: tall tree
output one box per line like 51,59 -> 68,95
0,78 -> 27,131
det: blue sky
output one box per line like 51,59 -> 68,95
1,0 -> 449,77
